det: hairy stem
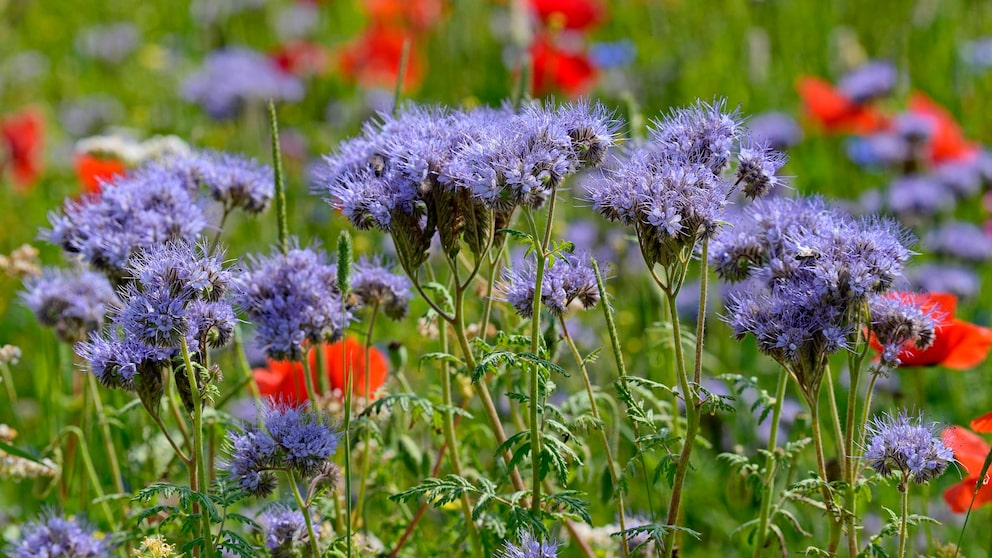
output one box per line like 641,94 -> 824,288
753,368 -> 789,558
289,470 -> 321,558
268,101 -> 289,256
355,301 -> 380,531
300,346 -> 319,412
179,337 -> 213,558
898,477 -> 910,558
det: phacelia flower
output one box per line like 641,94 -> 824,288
837,60 -> 898,104
7,511 -> 110,558
236,241 -> 352,361
502,251 -> 600,318
907,264 -> 979,300
735,138 -> 789,199
258,504 -> 309,555
867,292 -> 939,370
885,175 -> 955,220
181,48 -> 304,120
253,337 -> 391,402
746,112 -> 802,151
864,412 -> 953,484
191,150 -> 274,214
497,530 -> 559,558
21,267 -> 117,344
350,256 -> 412,320
226,399 -> 341,496
924,221 -> 992,262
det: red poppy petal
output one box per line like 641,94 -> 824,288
530,0 -> 603,30
938,319 -> 992,370
971,411 -> 992,434
325,337 -> 390,399
909,92 -> 979,164
944,477 -> 992,513
943,426 -> 990,475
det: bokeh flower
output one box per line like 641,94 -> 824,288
1,107 -> 44,191
21,267 -> 118,344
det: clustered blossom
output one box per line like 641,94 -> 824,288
588,99 -> 785,272
496,531 -> 559,558
836,60 -> 898,104
924,221 -> 992,262
864,412 -> 954,484
21,267 -> 117,344
181,47 -> 304,120
258,504 -> 309,556
167,150 -> 274,214
76,241 -> 236,410
349,256 -> 412,320
502,251 -> 600,318
868,293 -> 939,369
235,241 -> 352,361
320,100 -> 618,268
714,196 -> 913,396
6,511 -> 110,558
226,400 -> 341,497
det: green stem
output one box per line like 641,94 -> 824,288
289,470 -> 321,558
845,364 -> 861,557
662,293 -> 699,558
343,333 -> 354,558
438,317 -> 484,556
179,337 -> 213,558
392,38 -> 411,117
898,476 -> 910,558
0,361 -> 16,408
86,373 -> 125,494
58,426 -> 120,531
560,318 -> 629,556
806,387 -> 841,554
692,240 -> 709,386
355,302 -> 380,532
268,100 -> 289,256
753,368 -> 789,558
233,324 -> 263,414
301,346 -> 320,412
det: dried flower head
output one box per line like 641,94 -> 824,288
131,535 -> 177,558
0,244 -> 41,279
864,412 -> 953,484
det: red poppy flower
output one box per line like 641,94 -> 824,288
529,0 -> 603,30
74,153 -> 126,195
1,107 -> 44,191
364,0 -> 444,30
530,35 -> 597,97
942,424 -> 992,513
908,92 -> 979,164
252,337 -> 390,404
796,76 -> 888,134
271,40 -> 331,77
338,25 -> 423,90
870,292 -> 992,369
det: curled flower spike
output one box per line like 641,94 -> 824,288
864,412 -> 954,484
501,251 -> 600,318
735,137 -> 789,199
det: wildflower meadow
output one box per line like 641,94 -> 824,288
4,1 -> 992,557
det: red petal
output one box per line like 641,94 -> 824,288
325,337 -> 390,399
529,0 -> 603,30
1,107 -> 44,190
338,25 -> 423,90
909,92 -> 979,164
530,36 -> 597,97
944,477 -> 992,514
942,426 -> 990,475
796,77 -> 887,133
971,411 -> 992,433
937,319 -> 992,370
74,154 -> 126,195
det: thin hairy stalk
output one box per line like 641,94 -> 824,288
592,259 -> 657,520
85,373 -> 124,493
268,101 -> 289,255
898,475 -> 910,558
806,388 -> 841,554
753,368 -> 789,558
149,411 -> 192,465
844,362 -> 863,556
662,293 -> 700,558
692,239 -> 709,385
824,367 -> 845,463
404,264 -> 454,323
300,347 -> 319,412
438,319 -> 484,555
342,331 -> 354,558
0,361 -> 16,406
209,205 -> 232,255
57,426 -> 120,531
287,470 -> 321,558
179,337 -> 213,558
391,38 -> 411,117
355,301 -> 381,531
560,318 -> 629,556
479,237 -> 509,341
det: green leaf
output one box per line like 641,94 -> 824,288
0,439 -> 45,464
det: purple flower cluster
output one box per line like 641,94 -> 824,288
350,256 -> 412,320
21,267 -> 117,344
496,531 -> 559,558
588,99 -> 786,272
837,60 -> 899,104
924,221 -> 992,262
258,505 -> 308,555
868,294 -> 938,370
501,251 -> 600,318
714,196 -> 913,394
235,241 -> 351,361
173,150 -> 275,214
863,412 -> 953,483
226,400 -> 341,497
319,101 -> 617,267
181,47 -> 304,120
7,511 -> 110,558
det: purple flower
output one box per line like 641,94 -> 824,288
589,40 -> 636,69
885,175 -> 955,219
924,221 -> 992,262
181,48 -> 304,120
863,412 -> 953,483
7,511 -> 110,558
235,241 -> 352,361
837,60 -> 898,104
192,150 -> 274,214
649,98 -> 742,175
868,294 -> 938,369
932,161 -> 983,199
907,264 -> 980,299
350,256 -> 412,320
258,504 -> 308,554
46,163 -> 208,277
735,138 -> 789,199
21,267 -> 117,344
75,22 -> 139,64
501,251 -> 600,318
226,400 -> 341,496
746,112 -> 802,151
847,133 -> 911,168
75,334 -> 171,392
497,531 -> 558,558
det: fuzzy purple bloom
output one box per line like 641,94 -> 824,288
863,412 -> 953,483
736,138 -> 789,199
885,175 -> 955,219
497,531 -> 559,558
258,505 -> 308,555
350,256 -> 412,320
502,251 -> 600,318
192,150 -> 274,214
868,294 -> 938,370
924,221 -> 992,262
21,267 -> 117,344
907,264 -> 980,299
181,48 -> 304,120
236,241 -> 352,361
746,112 -> 802,151
932,161 -> 983,199
7,511 -> 110,558
837,60 -> 898,104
